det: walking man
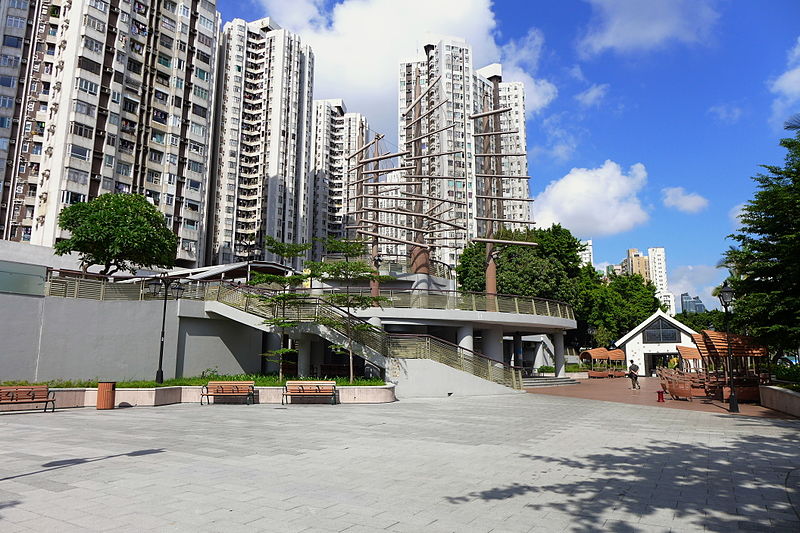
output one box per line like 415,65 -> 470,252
628,360 -> 641,390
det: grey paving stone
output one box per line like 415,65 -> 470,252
0,395 -> 797,531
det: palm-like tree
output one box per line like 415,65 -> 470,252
785,113 -> 800,131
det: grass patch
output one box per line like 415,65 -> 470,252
1,374 -> 386,388
777,383 -> 800,393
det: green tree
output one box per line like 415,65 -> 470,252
250,236 -> 312,380
54,194 -> 177,275
673,310 -> 727,334
724,131 -> 800,353
315,238 -> 390,383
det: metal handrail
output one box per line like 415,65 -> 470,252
211,283 -> 523,389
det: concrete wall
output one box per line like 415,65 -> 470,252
390,358 -> 520,399
760,386 -> 800,418
0,293 -> 264,381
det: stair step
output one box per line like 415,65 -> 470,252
522,377 -> 580,388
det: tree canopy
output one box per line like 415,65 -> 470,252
723,132 -> 800,351
54,193 -> 177,275
455,225 -> 660,348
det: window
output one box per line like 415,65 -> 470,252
166,194 -> 174,205
184,200 -> 199,212
6,16 -> 25,28
166,153 -> 177,165
643,318 -> 680,344
9,0 -> 29,9
148,149 -> 163,163
196,51 -> 210,64
146,169 -> 161,184
152,109 -> 168,124
0,117 -> 10,128
198,33 -> 213,47
61,191 -> 86,205
159,33 -> 174,49
66,168 -> 89,184
78,57 -> 102,75
84,14 -> 106,32
88,0 -> 108,13
76,77 -> 99,95
187,160 -> 204,173
108,112 -> 119,126
151,130 -> 165,144
3,36 -> 22,48
198,15 -> 214,30
181,239 -> 196,253
83,35 -> 103,54
184,219 -> 198,230
0,76 -> 16,88
0,96 -> 12,108
161,16 -> 176,32
122,98 -> 138,113
104,154 -> 114,167
189,122 -> 206,136
194,67 -> 209,81
157,53 -> 171,68
153,90 -> 169,105
70,122 -> 94,138
127,58 -> 142,74
69,145 -> 91,161
189,141 -> 205,155
188,180 -> 201,192
191,104 -> 207,118
115,162 -> 131,176
173,77 -> 183,88
193,86 -> 209,100
0,55 -> 19,67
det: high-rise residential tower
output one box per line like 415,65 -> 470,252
1,0 -> 220,268
579,239 -> 593,267
309,98 -> 368,248
397,37 -> 529,267
211,17 -> 313,268
648,246 -> 675,316
0,0 -> 40,241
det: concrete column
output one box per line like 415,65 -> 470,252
457,324 -> 474,352
512,332 -> 523,367
554,332 -> 566,378
297,335 -> 311,377
483,327 -> 504,362
310,340 -> 325,377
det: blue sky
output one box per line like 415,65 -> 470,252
218,0 -> 800,309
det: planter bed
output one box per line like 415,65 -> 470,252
760,385 -> 800,418
1,384 -> 396,410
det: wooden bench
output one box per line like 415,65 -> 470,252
0,386 -> 55,412
587,370 -> 609,378
200,381 -> 255,405
282,381 -> 337,405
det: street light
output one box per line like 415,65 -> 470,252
718,281 -> 739,413
148,277 -> 185,384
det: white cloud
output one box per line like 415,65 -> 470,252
569,64 -> 587,82
769,36 -> 800,128
578,0 -> 719,58
661,187 -> 709,213
529,114 -> 579,163
533,160 -> 649,237
708,104 -> 743,124
575,83 -> 610,108
256,0 -> 557,139
669,265 -> 726,311
729,203 -> 745,228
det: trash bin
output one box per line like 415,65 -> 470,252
97,381 -> 116,410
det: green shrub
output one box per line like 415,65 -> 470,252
537,366 -> 556,373
773,365 -> 800,383
0,374 -> 386,388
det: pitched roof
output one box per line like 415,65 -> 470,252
695,330 -> 768,358
614,309 -> 698,347
580,347 -> 610,360
607,349 -> 626,361
676,345 -> 701,360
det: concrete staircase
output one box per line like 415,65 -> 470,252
522,376 -> 580,388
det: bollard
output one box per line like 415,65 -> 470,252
656,390 -> 665,403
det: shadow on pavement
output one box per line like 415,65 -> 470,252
0,449 -> 165,483
444,420 -> 800,532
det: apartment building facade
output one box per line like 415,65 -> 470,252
0,0 -> 219,268
211,17 -> 313,268
309,98 -> 368,248
397,37 -> 529,268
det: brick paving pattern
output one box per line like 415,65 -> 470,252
527,377 -> 791,418
0,392 -> 798,532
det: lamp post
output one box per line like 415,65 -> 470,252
148,277 -> 185,384
718,281 -> 738,413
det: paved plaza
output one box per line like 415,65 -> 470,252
528,377 -> 790,418
1,393 -> 799,532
